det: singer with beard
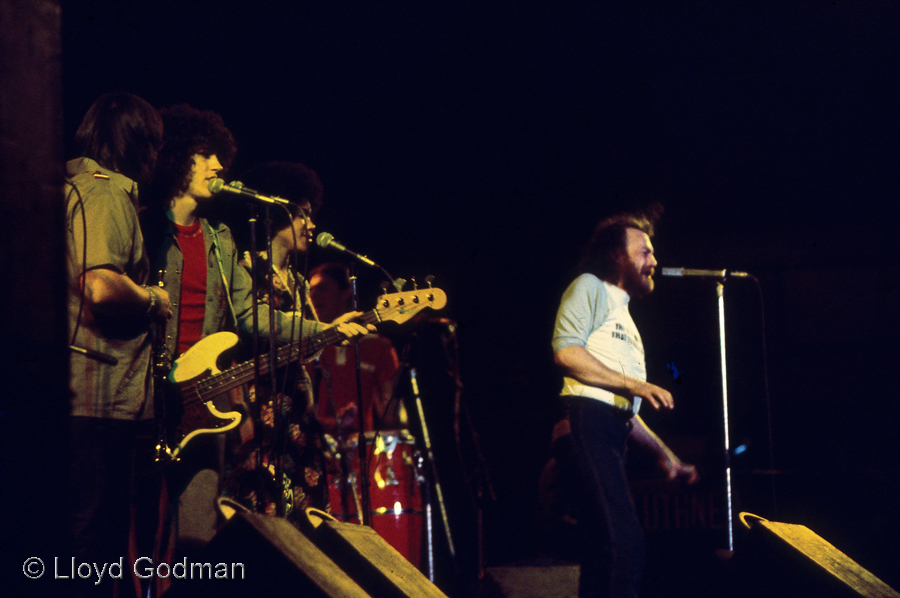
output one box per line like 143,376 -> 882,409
552,204 -> 698,598
142,107 -> 372,560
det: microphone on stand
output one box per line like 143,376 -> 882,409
207,178 -> 290,205
661,267 -> 750,279
316,232 -> 404,291
315,232 -> 378,268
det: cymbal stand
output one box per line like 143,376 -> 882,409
349,266 -> 372,526
416,450 -> 434,580
438,318 -> 495,578
409,366 -> 456,579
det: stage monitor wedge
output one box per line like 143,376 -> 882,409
304,508 -> 450,598
730,512 -> 900,598
164,509 -> 372,598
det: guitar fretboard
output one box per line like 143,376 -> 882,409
191,310 -> 384,400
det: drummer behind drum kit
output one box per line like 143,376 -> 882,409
325,430 -> 425,569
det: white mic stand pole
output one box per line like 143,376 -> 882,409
716,280 -> 734,553
662,267 -> 749,552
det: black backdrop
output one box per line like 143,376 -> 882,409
55,1 -> 900,594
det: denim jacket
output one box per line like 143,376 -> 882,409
152,217 -> 323,359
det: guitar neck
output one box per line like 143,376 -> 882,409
193,309 -> 382,401
186,286 -> 446,402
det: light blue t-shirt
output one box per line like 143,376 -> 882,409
553,273 -> 645,414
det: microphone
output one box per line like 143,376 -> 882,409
661,267 -> 749,278
315,232 -> 377,267
207,178 -> 290,205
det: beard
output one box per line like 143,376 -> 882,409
621,260 -> 654,298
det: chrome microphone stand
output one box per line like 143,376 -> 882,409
661,267 -> 750,552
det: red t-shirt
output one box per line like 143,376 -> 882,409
173,220 -> 208,356
314,335 -> 400,431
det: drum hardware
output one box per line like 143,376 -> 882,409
409,366 -> 455,580
326,430 -> 425,569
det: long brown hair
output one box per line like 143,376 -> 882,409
579,203 -> 663,282
73,92 -> 163,184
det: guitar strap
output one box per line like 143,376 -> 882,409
299,274 -> 319,321
211,227 -> 239,330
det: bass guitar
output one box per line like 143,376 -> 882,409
164,287 -> 447,460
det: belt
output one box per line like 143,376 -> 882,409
565,396 -> 635,421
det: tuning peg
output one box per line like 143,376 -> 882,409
410,276 -> 418,290
424,275 -> 435,288
392,277 -> 406,292
379,281 -> 391,295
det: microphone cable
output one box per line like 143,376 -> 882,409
65,181 -> 88,348
746,273 -> 777,517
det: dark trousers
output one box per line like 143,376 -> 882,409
555,398 -> 644,598
68,417 -> 139,597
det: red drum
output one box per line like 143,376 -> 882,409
326,430 -> 424,569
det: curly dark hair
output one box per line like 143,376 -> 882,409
73,92 -> 163,185
147,104 -> 237,209
242,161 -> 324,232
579,203 -> 663,282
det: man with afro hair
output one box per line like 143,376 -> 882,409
143,105 -> 371,558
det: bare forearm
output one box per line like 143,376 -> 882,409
554,345 -> 635,395
630,415 -> 700,484
82,268 -> 152,314
553,345 -> 673,410
630,416 -> 671,457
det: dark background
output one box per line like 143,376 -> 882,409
18,0 -> 900,595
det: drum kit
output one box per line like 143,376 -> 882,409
321,362 -> 463,579
324,430 -> 426,569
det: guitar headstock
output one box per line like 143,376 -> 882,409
375,287 -> 447,325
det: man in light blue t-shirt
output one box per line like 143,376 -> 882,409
552,205 -> 698,598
